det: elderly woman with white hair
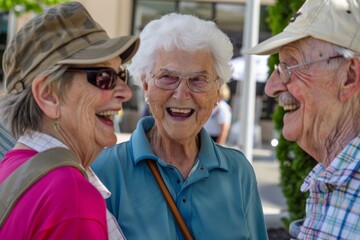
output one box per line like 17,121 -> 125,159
92,13 -> 268,240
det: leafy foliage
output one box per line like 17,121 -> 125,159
0,0 -> 68,14
266,0 -> 317,228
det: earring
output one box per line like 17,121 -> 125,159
53,119 -> 60,132
145,96 -> 149,104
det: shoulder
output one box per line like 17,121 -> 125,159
215,145 -> 256,175
92,142 -> 129,170
24,166 -> 106,219
4,166 -> 106,233
219,100 -> 231,111
38,166 -> 105,207
207,145 -> 260,198
215,144 -> 247,161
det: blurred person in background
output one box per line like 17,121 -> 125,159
244,0 -> 360,239
0,2 -> 139,239
0,123 -> 15,159
204,83 -> 232,145
92,12 -> 268,240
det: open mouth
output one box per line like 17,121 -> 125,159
282,104 -> 299,112
278,93 -> 300,113
167,107 -> 194,118
96,110 -> 118,124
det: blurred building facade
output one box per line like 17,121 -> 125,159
1,0 -> 276,144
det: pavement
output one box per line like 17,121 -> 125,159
115,133 -> 288,229
252,146 -> 288,229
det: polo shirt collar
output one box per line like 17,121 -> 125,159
130,116 -> 228,172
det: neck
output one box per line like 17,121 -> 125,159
147,127 -> 200,178
305,127 -> 359,168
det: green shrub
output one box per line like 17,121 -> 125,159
0,0 -> 69,14
266,0 -> 317,228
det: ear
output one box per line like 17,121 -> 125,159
142,74 -> 148,90
141,73 -> 149,96
339,58 -> 360,101
32,75 -> 60,119
215,85 -> 221,105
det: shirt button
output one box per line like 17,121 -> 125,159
182,198 -> 187,204
200,166 -> 205,171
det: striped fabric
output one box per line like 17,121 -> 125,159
0,123 -> 16,160
87,169 -> 126,240
298,135 -> 360,239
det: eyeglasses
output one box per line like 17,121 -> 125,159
274,55 -> 343,84
150,70 -> 220,93
67,67 -> 128,90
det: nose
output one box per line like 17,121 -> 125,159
172,77 -> 191,99
115,79 -> 132,102
122,85 -> 133,101
265,71 -> 287,98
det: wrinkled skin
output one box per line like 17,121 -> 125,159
142,48 -> 220,177
265,37 -> 360,167
31,57 -> 132,168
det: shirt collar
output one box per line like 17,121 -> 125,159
18,131 -> 111,199
87,167 -> 111,199
130,116 -> 228,171
18,131 -> 67,152
301,134 -> 360,191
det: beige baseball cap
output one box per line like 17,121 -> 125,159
3,1 -> 140,93
243,0 -> 360,55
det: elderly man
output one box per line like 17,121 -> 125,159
244,0 -> 360,239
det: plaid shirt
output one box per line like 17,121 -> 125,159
298,135 -> 360,239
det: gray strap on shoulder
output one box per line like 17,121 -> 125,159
0,147 -> 87,227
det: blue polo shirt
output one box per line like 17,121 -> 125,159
92,117 -> 268,240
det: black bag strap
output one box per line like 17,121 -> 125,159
0,147 -> 86,227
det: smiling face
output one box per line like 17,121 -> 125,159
265,38 -> 345,155
143,48 -> 220,142
58,57 -> 132,165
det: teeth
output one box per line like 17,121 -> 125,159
97,111 -> 118,116
170,108 -> 191,114
283,104 -> 298,111
97,111 -> 118,121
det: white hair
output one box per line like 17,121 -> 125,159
127,13 -> 234,87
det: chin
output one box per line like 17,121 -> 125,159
97,135 -> 117,149
282,128 -> 299,142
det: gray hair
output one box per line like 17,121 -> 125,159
0,66 -> 74,138
128,13 -> 234,87
334,46 -> 360,59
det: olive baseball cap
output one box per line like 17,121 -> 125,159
3,1 -> 140,93
243,0 -> 360,55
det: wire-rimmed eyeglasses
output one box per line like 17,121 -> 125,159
150,69 -> 220,93
274,55 -> 343,84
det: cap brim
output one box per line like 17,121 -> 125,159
58,35 -> 140,65
242,31 -> 308,55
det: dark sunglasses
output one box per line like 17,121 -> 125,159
67,67 -> 128,90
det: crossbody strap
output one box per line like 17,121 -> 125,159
146,159 -> 194,240
0,147 -> 86,227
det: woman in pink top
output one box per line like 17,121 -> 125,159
0,2 -> 139,239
